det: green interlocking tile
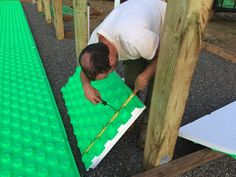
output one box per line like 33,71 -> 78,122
61,67 -> 145,170
0,1 -> 80,176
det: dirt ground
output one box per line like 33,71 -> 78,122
205,13 -> 236,53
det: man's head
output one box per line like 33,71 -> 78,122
79,42 -> 118,81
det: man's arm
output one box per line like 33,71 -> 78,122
133,50 -> 159,94
80,71 -> 101,104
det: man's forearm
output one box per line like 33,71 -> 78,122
141,57 -> 158,80
80,71 -> 91,88
133,57 -> 158,93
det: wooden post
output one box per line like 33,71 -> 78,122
43,0 -> 52,24
37,0 -> 43,12
52,0 -> 65,40
73,0 -> 88,65
144,0 -> 213,169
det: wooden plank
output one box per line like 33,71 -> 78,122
202,41 -> 236,63
63,0 -> 73,7
37,0 -> 43,12
21,0 -> 33,2
52,0 -> 65,40
72,0 -> 88,64
135,149 -> 224,177
65,31 -> 74,38
43,0 -> 52,24
144,0 -> 213,169
63,15 -> 74,22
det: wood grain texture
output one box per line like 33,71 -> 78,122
63,0 -> 73,7
43,0 -> 52,24
202,41 -> 236,63
135,149 -> 224,177
52,0 -> 65,40
73,0 -> 88,63
37,0 -> 43,12
144,0 -> 213,169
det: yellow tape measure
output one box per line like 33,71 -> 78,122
82,93 -> 135,155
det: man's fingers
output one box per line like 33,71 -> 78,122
94,96 -> 102,104
133,88 -> 138,95
95,90 -> 101,98
90,98 -> 98,104
95,90 -> 102,103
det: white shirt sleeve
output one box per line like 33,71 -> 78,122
88,28 -> 99,45
131,29 -> 160,60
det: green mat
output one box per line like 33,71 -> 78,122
61,67 -> 145,170
217,0 -> 236,8
0,1 -> 79,176
62,5 -> 73,16
50,5 -> 73,17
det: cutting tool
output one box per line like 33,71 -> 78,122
100,98 -> 119,111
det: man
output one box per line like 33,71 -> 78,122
79,0 -> 166,147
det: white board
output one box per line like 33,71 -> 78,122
179,101 -> 236,156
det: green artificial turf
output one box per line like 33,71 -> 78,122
0,1 -> 79,176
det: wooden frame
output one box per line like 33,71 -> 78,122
37,0 -> 43,12
52,0 -> 65,40
39,0 -> 73,40
42,0 -> 52,24
202,41 -> 236,63
144,0 -> 213,169
73,0 -> 88,63
134,149 -> 224,177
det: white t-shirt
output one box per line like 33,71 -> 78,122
88,0 -> 166,61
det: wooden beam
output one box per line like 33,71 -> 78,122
144,0 -> 213,168
135,149 -> 224,177
43,0 -> 52,24
21,0 -> 33,2
202,41 -> 236,63
65,31 -> 75,38
52,0 -> 65,40
73,0 -> 88,64
63,15 -> 74,22
37,0 -> 43,12
63,0 -> 73,7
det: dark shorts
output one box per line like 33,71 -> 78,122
123,58 -> 154,115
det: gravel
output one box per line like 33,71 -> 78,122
22,3 -> 236,177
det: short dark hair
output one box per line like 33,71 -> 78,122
79,42 -> 111,81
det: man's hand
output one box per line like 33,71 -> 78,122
80,70 -> 102,104
133,73 -> 149,94
133,55 -> 158,94
83,84 -> 102,104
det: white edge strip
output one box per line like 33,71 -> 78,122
88,106 -> 146,170
179,131 -> 236,155
114,0 -> 121,8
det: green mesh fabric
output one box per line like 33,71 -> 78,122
0,1 -> 79,176
61,67 -> 145,170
